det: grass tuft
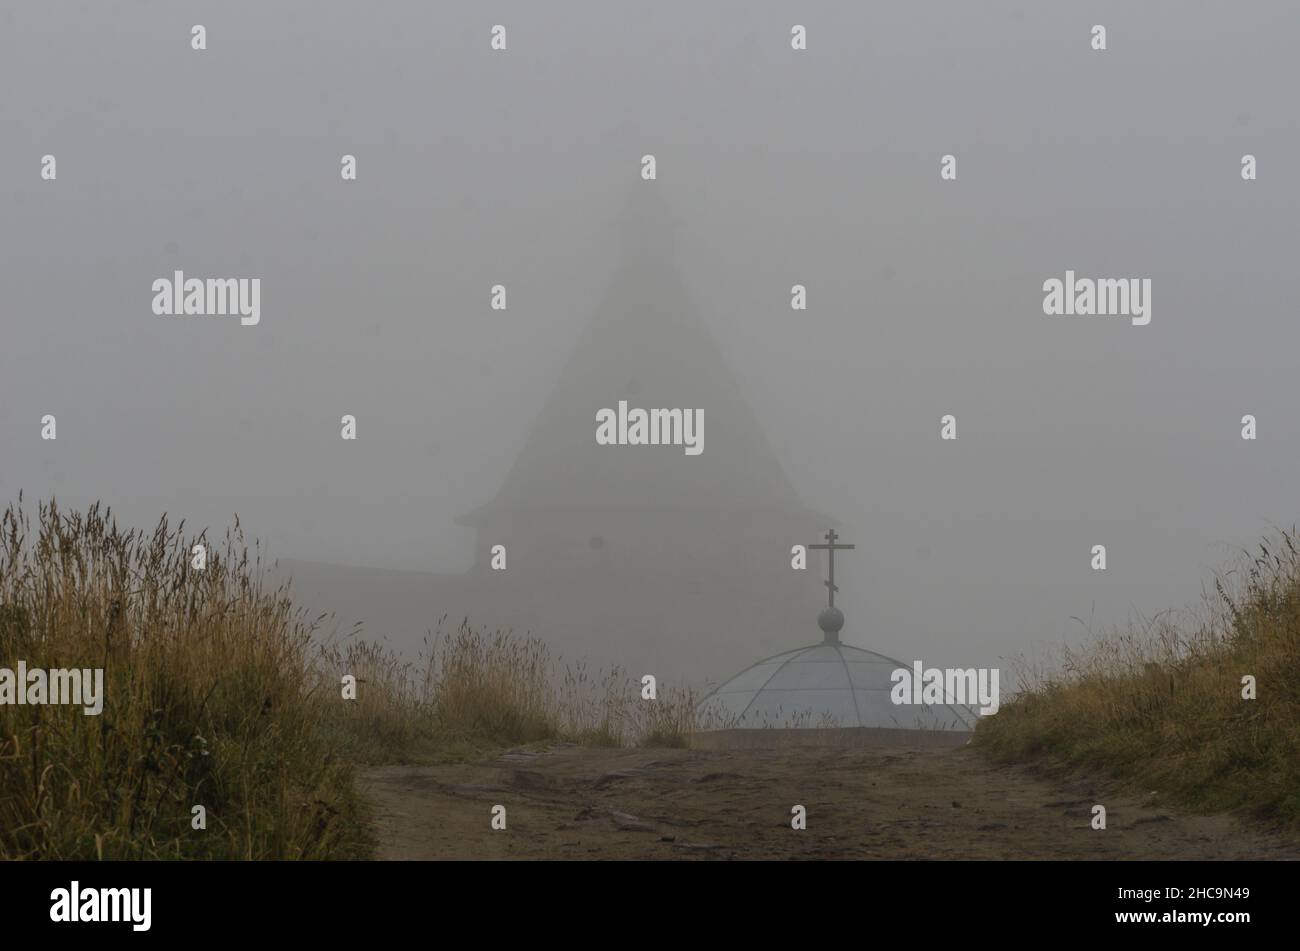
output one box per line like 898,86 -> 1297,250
975,530 -> 1300,829
0,497 -> 369,860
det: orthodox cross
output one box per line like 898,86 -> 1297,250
809,529 -> 855,608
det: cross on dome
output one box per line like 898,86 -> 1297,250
809,529 -> 855,609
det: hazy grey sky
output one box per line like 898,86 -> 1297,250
3,1 -> 1298,674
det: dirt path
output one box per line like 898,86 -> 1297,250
360,743 -> 1299,860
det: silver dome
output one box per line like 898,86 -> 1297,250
697,641 -> 978,732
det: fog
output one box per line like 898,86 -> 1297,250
3,1 -> 1298,682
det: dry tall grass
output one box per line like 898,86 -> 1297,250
322,616 -> 701,759
0,499 -> 699,859
976,531 -> 1300,828
0,497 -> 367,860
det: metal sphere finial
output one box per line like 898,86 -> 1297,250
818,605 -> 845,643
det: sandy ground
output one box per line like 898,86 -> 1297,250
360,743 -> 1299,860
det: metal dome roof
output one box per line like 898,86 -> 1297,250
697,641 -> 979,732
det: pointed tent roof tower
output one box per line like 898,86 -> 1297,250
459,184 -> 817,525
